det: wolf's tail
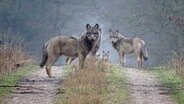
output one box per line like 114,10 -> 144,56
40,46 -> 48,68
140,40 -> 148,61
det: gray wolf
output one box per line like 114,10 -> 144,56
102,50 -> 110,61
109,29 -> 148,68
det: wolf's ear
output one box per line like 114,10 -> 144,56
86,24 -> 91,30
107,51 -> 109,54
99,28 -> 101,32
94,24 -> 99,29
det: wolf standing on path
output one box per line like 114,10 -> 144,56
40,24 -> 101,77
109,29 -> 148,68
66,27 -> 101,65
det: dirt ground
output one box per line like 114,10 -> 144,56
5,66 -> 64,104
125,68 -> 176,104
4,66 -> 177,104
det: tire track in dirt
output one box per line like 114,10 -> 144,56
125,68 -> 176,104
5,66 -> 64,104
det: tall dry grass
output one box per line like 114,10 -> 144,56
56,56 -> 128,104
58,58 -> 108,104
0,34 -> 32,75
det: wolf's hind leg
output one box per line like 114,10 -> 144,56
118,52 -> 123,66
134,50 -> 142,69
67,57 -> 76,65
122,53 -> 125,67
66,57 -> 70,65
140,55 -> 144,67
137,56 -> 142,69
45,55 -> 59,78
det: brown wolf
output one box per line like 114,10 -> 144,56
40,24 -> 101,77
109,29 -> 148,68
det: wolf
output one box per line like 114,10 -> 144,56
95,50 -> 111,71
65,26 -> 101,65
40,24 -> 101,77
109,29 -> 148,68
102,50 -> 110,61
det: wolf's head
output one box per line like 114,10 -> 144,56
102,50 -> 110,61
85,24 -> 101,42
83,24 -> 101,51
109,29 -> 120,44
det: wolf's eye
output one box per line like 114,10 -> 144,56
87,32 -> 91,34
94,32 -> 98,35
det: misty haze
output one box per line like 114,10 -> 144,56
0,0 -> 184,104
1,0 -> 183,66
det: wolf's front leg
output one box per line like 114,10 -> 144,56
118,52 -> 123,66
78,53 -> 86,69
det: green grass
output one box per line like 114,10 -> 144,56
105,65 -> 128,104
0,64 -> 39,102
150,66 -> 184,104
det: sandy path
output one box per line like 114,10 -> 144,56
125,68 -> 176,104
5,66 -> 64,104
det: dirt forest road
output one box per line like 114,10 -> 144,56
4,66 -> 177,104
5,66 -> 64,104
125,68 -> 176,104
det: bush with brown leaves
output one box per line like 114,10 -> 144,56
0,35 -> 32,75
